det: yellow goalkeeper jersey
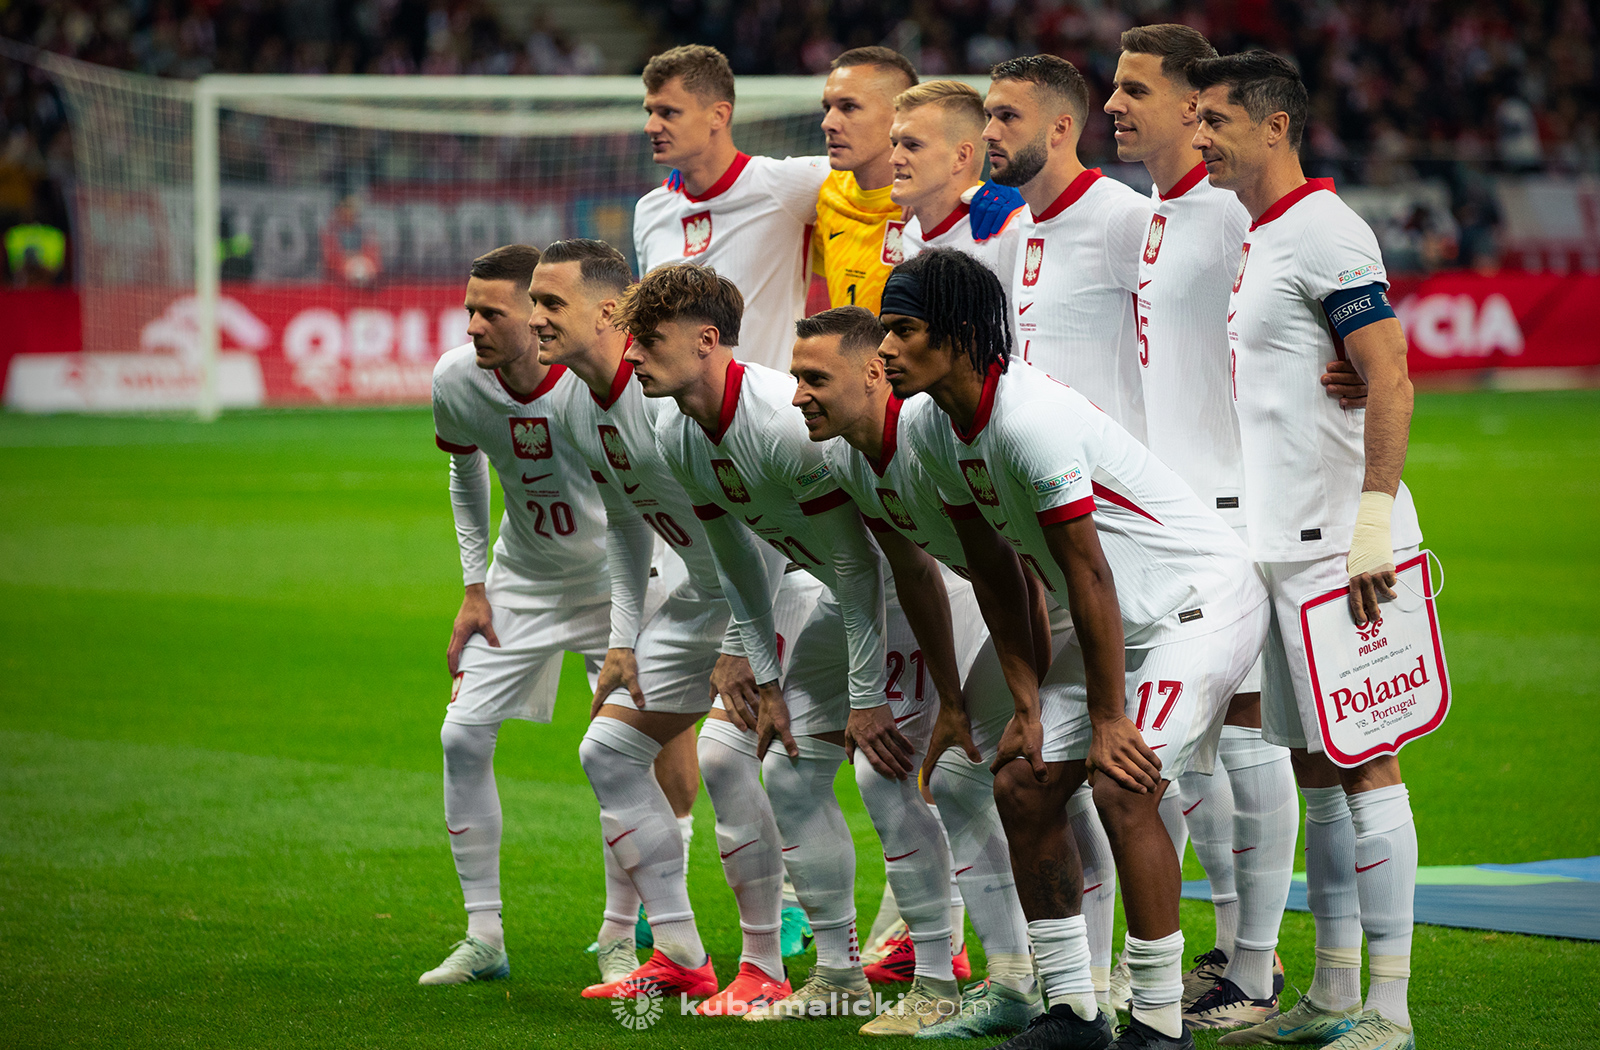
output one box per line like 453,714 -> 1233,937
810,169 -> 907,313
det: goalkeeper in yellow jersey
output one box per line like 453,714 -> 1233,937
812,47 -> 1023,313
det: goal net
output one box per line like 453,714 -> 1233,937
6,47 -> 829,414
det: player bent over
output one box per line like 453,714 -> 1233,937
789,305 -> 1046,1038
1193,53 -> 1424,1050
421,245 -> 614,985
619,264 -> 971,1034
529,238 -> 799,1010
886,248 -> 1271,1050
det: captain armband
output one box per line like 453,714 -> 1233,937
1322,282 -> 1396,339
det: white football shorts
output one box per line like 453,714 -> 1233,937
1258,545 -> 1420,754
1039,598 -> 1271,779
595,575 -> 728,715
445,560 -> 610,726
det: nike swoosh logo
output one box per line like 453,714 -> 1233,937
1278,1017 -> 1358,1040
1139,279 -> 1151,289
953,865 -> 973,877
893,713 -> 915,723
720,839 -> 758,859
1149,744 -> 1166,750
1228,311 -> 1237,322
884,850 -> 919,862
446,825 -> 470,835
1355,858 -> 1390,873
1083,882 -> 1103,894
994,521 -> 1008,530
521,473 -> 551,483
745,515 -> 763,525
782,845 -> 800,852
1232,846 -> 1255,854
1017,303 -> 1033,315
624,481 -> 641,494
606,828 -> 637,847
1183,799 -> 1203,816
828,230 -> 844,239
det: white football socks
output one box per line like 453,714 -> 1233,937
929,800 -> 967,953
1220,727 -> 1298,1000
441,721 -> 505,950
598,821 -> 641,946
1029,915 -> 1097,1020
865,882 -> 900,949
930,749 -> 1031,987
1158,788 -> 1189,861
1066,784 -> 1117,997
1124,931 -> 1185,1038
1177,764 -> 1239,956
1302,785 -> 1362,1010
696,719 -> 784,981
1349,783 -> 1417,1028
763,737 -> 858,969
855,757 -> 953,980
579,717 -> 704,968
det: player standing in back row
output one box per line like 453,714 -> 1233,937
1191,52 -> 1425,1050
984,55 -> 1151,442
421,245 -> 611,985
633,45 -> 829,372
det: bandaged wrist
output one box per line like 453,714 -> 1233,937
1346,490 -> 1395,578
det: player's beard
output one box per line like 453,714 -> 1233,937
990,132 -> 1049,188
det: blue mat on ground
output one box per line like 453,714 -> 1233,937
1181,857 -> 1600,942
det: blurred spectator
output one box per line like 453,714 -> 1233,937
5,217 -> 65,285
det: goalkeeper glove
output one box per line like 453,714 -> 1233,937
965,182 -> 1025,240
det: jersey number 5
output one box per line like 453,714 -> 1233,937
1137,311 -> 1151,368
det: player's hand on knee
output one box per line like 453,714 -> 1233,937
1087,714 -> 1162,793
922,700 -> 981,787
755,683 -> 798,761
447,584 -> 499,676
993,713 -> 1047,782
847,704 -> 916,780
1347,567 -> 1396,626
1321,358 -> 1369,408
592,647 -> 645,718
711,652 -> 761,731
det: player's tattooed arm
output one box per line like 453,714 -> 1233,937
447,583 -> 500,676
1041,515 -> 1160,794
950,514 -> 1048,781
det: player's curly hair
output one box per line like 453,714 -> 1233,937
888,248 -> 1011,375
613,263 -> 742,347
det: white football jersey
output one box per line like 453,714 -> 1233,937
901,200 -> 1023,299
634,153 -> 829,372
903,360 -> 1264,647
1011,168 -> 1152,442
1226,180 -> 1422,561
654,359 -> 886,706
431,345 -> 608,594
824,393 -> 972,576
1137,164 -> 1251,529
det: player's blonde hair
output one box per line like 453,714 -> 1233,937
894,80 -> 986,139
614,263 -> 743,347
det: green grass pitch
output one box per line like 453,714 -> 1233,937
0,390 -> 1595,1048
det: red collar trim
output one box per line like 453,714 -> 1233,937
496,363 -> 565,404
869,395 -> 904,477
1161,162 -> 1209,201
1250,178 -> 1335,231
921,202 -> 971,240
952,362 -> 1003,444
683,152 -> 752,204
1034,168 -> 1103,222
702,358 -> 745,445
593,354 -> 633,410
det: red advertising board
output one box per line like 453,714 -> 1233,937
4,271 -> 1598,411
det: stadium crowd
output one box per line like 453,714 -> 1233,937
1,0 -> 1596,284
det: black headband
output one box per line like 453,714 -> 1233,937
879,271 -> 928,321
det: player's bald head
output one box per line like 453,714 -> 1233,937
795,306 -> 885,361
895,80 -> 986,144
990,54 -> 1089,126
